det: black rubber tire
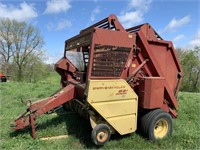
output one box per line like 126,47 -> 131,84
1,77 -> 6,82
140,109 -> 172,141
91,124 -> 111,145
3,78 -> 7,82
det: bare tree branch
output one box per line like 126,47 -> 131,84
0,18 -> 44,80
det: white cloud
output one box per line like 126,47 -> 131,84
189,30 -> 200,47
160,15 -> 190,34
56,19 -> 72,31
44,0 -> 71,14
0,2 -> 37,21
129,0 -> 152,11
45,52 -> 63,64
45,55 -> 59,64
173,34 -> 185,42
47,22 -> 54,31
47,19 -> 72,31
118,0 -> 152,28
119,11 -> 143,27
90,7 -> 100,22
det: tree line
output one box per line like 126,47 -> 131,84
0,18 -> 199,92
176,46 -> 200,92
0,18 -> 52,82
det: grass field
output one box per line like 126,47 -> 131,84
0,73 -> 200,149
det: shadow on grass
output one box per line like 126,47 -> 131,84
10,127 -> 32,138
9,112 -> 69,138
9,109 -> 97,148
9,108 -> 144,148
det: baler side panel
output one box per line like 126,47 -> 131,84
87,79 -> 138,135
148,43 -> 181,94
139,77 -> 165,109
136,30 -> 181,111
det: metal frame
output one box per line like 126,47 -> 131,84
11,14 -> 183,138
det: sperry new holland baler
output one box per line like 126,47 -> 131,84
11,14 -> 183,145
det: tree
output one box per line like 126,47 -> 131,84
0,19 -> 13,74
177,46 -> 200,92
0,18 -> 44,81
22,52 -> 50,83
175,48 -> 187,62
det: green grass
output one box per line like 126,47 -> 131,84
0,73 -> 200,149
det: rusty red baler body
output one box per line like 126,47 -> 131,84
11,14 -> 183,143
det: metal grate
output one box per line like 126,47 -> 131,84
92,44 -> 131,77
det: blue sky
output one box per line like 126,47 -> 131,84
0,0 -> 199,63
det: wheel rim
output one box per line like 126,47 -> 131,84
154,119 -> 168,139
96,130 -> 108,143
